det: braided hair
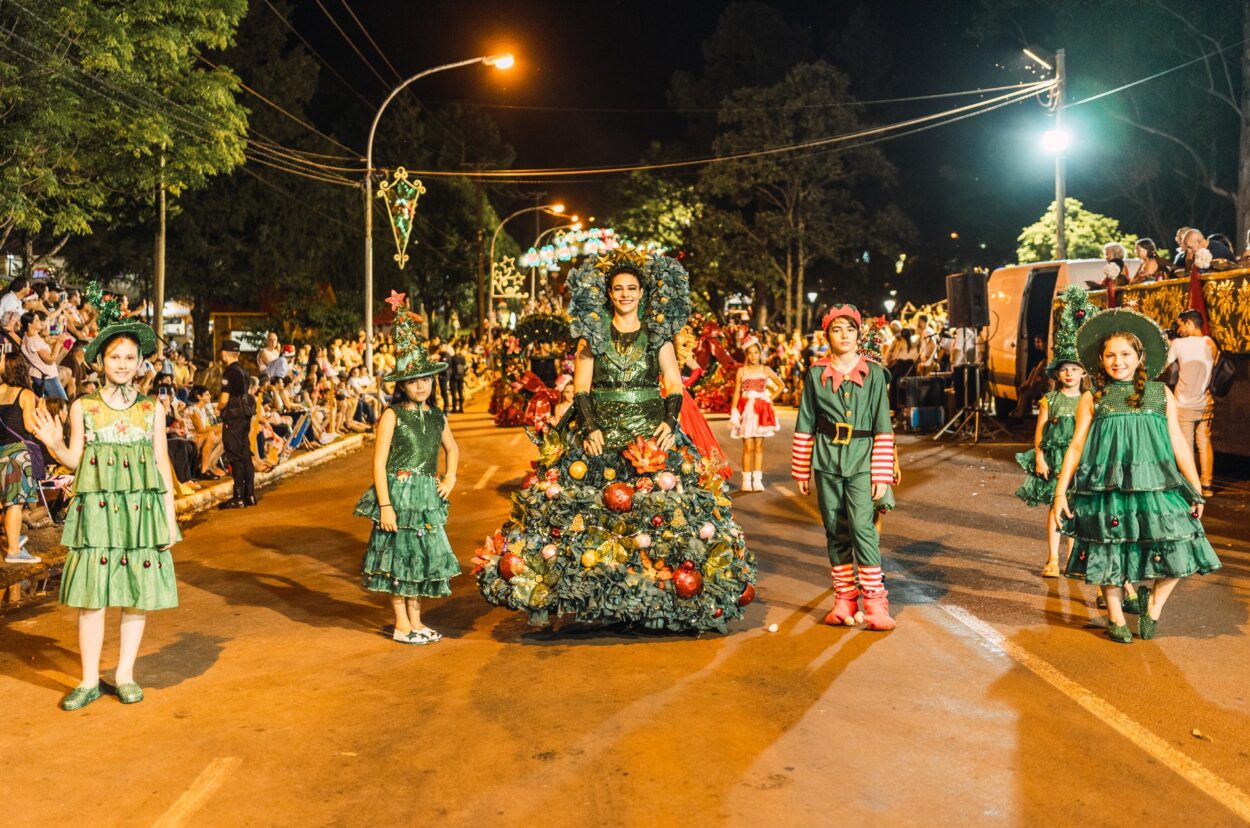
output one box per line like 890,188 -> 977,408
1091,331 -> 1147,408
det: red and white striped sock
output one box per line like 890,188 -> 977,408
831,564 -> 857,595
792,433 -> 814,480
859,565 -> 886,597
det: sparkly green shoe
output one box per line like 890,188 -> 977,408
1122,592 -> 1142,615
115,682 -> 144,704
1138,587 -> 1158,640
60,684 -> 103,711
1106,623 -> 1134,644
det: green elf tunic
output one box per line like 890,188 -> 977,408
355,403 -> 460,597
793,356 -> 894,567
1015,389 -> 1080,507
59,392 -> 180,610
1062,380 -> 1221,585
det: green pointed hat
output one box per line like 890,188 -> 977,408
83,282 -> 157,365
383,300 -> 445,383
1047,285 -> 1098,375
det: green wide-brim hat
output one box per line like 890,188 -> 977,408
1075,308 -> 1169,378
383,348 -> 447,383
85,320 -> 158,365
1045,352 -> 1084,376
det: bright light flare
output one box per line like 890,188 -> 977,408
485,53 -> 515,70
550,203 -> 565,214
1042,128 -> 1071,153
1022,48 -> 1052,71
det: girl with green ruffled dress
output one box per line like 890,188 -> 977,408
1053,309 -> 1221,644
1016,360 -> 1084,578
32,312 -> 180,710
354,304 -> 460,645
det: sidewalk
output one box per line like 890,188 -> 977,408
0,433 -> 369,608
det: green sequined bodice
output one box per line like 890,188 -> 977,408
386,404 -> 444,476
589,326 -> 663,451
1045,390 -> 1080,418
1095,380 -> 1167,418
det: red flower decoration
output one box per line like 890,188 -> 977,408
622,436 -> 667,474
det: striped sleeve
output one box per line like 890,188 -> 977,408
791,433 -> 814,481
870,432 -> 895,485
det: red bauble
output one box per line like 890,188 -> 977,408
714,608 -> 724,618
522,473 -> 538,489
499,552 -> 527,582
551,527 -> 562,538
672,561 -> 703,599
738,582 -> 757,607
602,482 -> 636,512
650,514 -> 664,527
635,477 -> 655,493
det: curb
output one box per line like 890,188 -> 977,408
175,433 -> 368,516
1,434 -> 369,598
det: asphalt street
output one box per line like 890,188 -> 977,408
3,398 -> 1249,827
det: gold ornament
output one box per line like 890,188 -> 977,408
537,430 -> 565,466
568,514 -> 586,533
603,468 -> 617,481
568,460 -> 588,480
592,247 -> 650,274
671,507 -> 687,528
581,549 -> 599,568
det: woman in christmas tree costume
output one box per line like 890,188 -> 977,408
31,292 -> 181,710
476,250 -> 757,632
355,298 -> 460,645
1053,309 -> 1220,643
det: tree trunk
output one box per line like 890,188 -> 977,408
190,301 -> 212,363
1238,1 -> 1250,250
783,246 -> 794,334
752,277 -> 768,329
794,219 -> 807,336
22,231 -> 32,278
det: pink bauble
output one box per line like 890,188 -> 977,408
541,544 -> 558,560
656,471 -> 677,491
545,484 -> 562,499
698,522 -> 716,540
635,532 -> 652,549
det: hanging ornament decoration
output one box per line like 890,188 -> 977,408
376,166 -> 427,270
493,256 -> 526,300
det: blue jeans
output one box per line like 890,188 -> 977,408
33,376 -> 67,400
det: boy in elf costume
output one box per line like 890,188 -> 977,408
792,305 -> 897,630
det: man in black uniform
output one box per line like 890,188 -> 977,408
218,340 -> 256,509
446,344 -> 467,413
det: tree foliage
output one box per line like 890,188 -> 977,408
1017,198 -> 1139,262
0,0 -> 248,270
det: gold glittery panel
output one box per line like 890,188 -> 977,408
1064,270 -> 1250,353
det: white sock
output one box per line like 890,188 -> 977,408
741,472 -> 754,491
753,470 -> 764,489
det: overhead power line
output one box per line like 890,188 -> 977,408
407,80 -> 1055,179
259,0 -> 375,109
1068,38 -> 1247,107
445,81 -> 1049,115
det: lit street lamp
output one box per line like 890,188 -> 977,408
364,52 -> 514,378
1025,46 -> 1067,260
806,291 -> 818,332
884,298 -> 897,317
488,203 -> 565,305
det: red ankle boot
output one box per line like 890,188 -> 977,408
823,590 -> 863,626
861,592 -> 896,631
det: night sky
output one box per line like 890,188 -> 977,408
291,0 -> 1123,294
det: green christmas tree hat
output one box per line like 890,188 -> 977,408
84,281 -> 157,365
1047,285 -> 1098,376
383,292 -> 445,383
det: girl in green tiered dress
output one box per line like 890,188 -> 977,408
32,313 -> 180,710
1016,362 -> 1084,578
354,303 -> 460,645
1053,310 -> 1220,644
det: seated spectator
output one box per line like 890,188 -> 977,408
0,310 -> 22,356
0,354 -> 41,563
1131,239 -> 1167,283
20,310 -> 69,399
187,384 -> 227,479
256,332 -> 281,375
1182,228 -> 1235,271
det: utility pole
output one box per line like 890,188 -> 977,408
1054,48 -> 1067,261
154,149 -> 166,359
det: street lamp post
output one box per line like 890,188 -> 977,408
364,52 -> 513,378
806,290 -> 818,332
1026,47 -> 1067,261
528,220 -> 580,299
487,203 -> 564,308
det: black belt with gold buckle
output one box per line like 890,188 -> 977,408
815,416 -> 873,445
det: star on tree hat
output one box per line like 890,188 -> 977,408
1076,307 -> 1170,378
1047,285 -> 1098,375
83,282 -> 157,365
382,291 -> 445,383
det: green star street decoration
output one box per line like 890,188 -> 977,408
493,255 -> 527,299
376,166 -> 427,269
